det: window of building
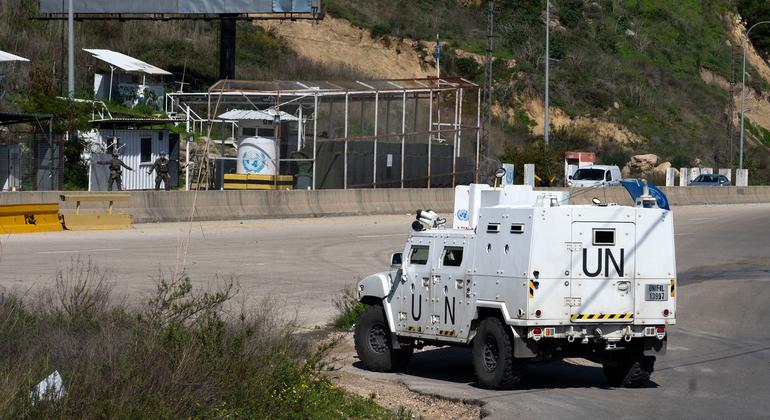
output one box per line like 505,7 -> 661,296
409,246 -> 430,265
442,247 -> 464,267
242,127 -> 257,137
258,128 -> 276,137
140,138 -> 152,163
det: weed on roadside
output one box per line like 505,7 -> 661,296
0,260 -> 400,419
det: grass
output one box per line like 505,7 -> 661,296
333,282 -> 367,331
0,259 -> 403,419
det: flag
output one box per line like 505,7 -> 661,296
619,179 -> 670,210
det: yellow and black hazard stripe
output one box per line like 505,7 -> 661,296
529,279 -> 535,299
670,279 -> 676,298
438,330 -> 457,337
571,313 -> 633,321
405,326 -> 422,333
223,174 -> 293,190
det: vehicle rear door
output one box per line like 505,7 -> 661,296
570,222 -> 636,322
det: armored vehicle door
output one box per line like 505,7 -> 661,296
394,238 -> 437,335
432,241 -> 469,338
570,222 -> 636,322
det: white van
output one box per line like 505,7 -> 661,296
568,165 -> 622,187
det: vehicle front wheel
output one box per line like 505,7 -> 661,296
472,317 -> 522,389
354,305 -> 412,372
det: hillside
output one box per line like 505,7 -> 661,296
320,0 -> 770,180
2,0 -> 770,182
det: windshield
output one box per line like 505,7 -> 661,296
572,169 -> 605,181
694,174 -> 718,182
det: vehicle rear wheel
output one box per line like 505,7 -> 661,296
603,353 -> 655,388
472,317 -> 522,389
354,305 -> 412,372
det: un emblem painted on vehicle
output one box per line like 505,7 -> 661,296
242,150 -> 269,173
456,209 -> 469,221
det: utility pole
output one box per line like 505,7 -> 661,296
544,0 -> 550,147
739,20 -> 770,170
67,0 -> 75,98
481,0 -> 494,166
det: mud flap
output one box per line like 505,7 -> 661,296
512,326 -> 538,358
643,337 -> 666,356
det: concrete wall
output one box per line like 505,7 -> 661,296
1,186 -> 770,224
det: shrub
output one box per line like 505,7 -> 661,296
0,261 -> 396,419
333,282 -> 367,331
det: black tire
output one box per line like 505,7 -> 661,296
354,305 -> 412,372
472,317 -> 523,389
603,354 -> 655,388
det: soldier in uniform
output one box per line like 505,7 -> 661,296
148,152 -> 172,191
97,152 -> 133,191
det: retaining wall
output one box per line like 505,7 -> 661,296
1,186 -> 769,224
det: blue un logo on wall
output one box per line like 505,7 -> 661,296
243,150 -> 269,173
456,209 -> 469,221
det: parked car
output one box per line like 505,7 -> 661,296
689,174 -> 731,186
567,165 -> 622,187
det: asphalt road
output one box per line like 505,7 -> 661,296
345,204 -> 770,419
1,204 -> 769,418
0,214 -> 414,325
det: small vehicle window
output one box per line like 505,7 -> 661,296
486,223 -> 500,233
593,229 -> 615,246
605,171 -> 612,181
510,224 -> 524,234
442,247 -> 464,267
572,169 -> 605,181
409,246 -> 430,265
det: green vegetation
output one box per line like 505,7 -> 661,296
333,283 -> 367,330
0,260 -> 403,419
0,0 -> 366,105
327,0 -> 770,175
738,1 -> 770,59
3,0 -> 770,181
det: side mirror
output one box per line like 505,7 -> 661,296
390,252 -> 403,268
568,175 -> 573,180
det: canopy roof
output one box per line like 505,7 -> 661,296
209,77 -> 478,95
0,50 -> 30,63
83,49 -> 171,75
218,109 -> 299,122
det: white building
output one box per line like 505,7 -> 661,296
85,121 -> 180,191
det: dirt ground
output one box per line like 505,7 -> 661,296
322,332 -> 481,419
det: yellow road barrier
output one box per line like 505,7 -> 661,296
0,203 -> 63,234
59,194 -> 132,231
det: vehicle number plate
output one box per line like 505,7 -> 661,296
645,284 -> 668,301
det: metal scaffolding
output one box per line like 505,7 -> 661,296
167,77 -> 481,190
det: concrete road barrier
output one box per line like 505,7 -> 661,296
59,193 -> 133,230
0,203 -> 63,234
1,186 -> 769,224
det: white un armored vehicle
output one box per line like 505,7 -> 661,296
354,181 -> 676,389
